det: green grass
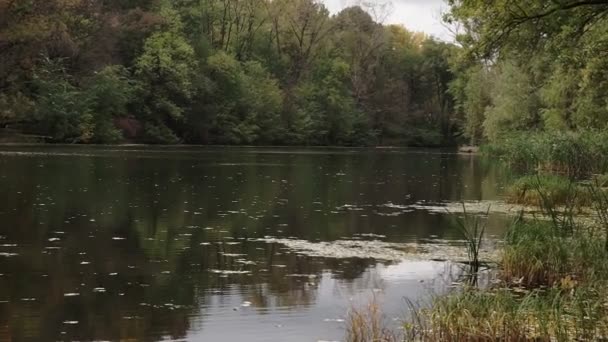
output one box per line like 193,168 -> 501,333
502,221 -> 571,287
486,130 -> 608,179
504,175 -> 596,209
453,204 -> 489,285
398,208 -> 608,342
404,286 -> 608,341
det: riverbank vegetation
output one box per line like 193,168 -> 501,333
346,1 -> 608,340
449,0 -> 608,177
404,204 -> 608,341
0,0 -> 460,146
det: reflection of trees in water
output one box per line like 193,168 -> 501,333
0,148 -> 506,340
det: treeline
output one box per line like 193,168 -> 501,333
0,0 -> 459,146
447,0 -> 608,145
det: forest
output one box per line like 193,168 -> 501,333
447,0 -> 608,145
0,0 -> 458,146
2,0 -> 607,148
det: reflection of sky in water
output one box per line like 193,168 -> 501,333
187,261 -> 449,342
0,146 -> 508,341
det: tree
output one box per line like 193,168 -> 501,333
134,19 -> 197,143
0,0 -> 466,146
445,0 -> 608,59
84,66 -> 135,143
483,62 -> 541,142
31,58 -> 93,142
296,58 -> 365,145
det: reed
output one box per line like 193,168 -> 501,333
346,299 -> 399,342
404,286 -> 608,341
487,131 -> 608,179
452,204 -> 488,285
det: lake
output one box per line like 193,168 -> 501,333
0,146 -> 509,341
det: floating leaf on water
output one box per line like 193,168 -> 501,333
208,269 -> 251,275
356,233 -> 387,239
235,259 -> 256,265
381,202 -> 410,210
255,237 -> 499,262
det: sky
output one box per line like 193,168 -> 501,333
321,0 -> 453,41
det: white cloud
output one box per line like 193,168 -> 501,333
321,0 -> 453,41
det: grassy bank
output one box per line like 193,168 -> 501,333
347,183 -> 608,341
402,214 -> 608,341
346,234 -> 608,341
342,131 -> 608,341
404,172 -> 608,341
484,131 -> 608,179
503,175 -> 595,208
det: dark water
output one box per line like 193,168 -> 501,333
0,146 -> 507,341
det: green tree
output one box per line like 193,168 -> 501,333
84,65 -> 135,143
134,27 -> 197,143
483,63 -> 541,142
297,58 -> 364,145
31,58 -> 93,142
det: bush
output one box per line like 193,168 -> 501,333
143,123 -> 180,144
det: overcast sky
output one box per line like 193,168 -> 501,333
321,0 -> 453,41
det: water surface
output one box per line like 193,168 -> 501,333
0,146 -> 508,341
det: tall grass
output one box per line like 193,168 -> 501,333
402,215 -> 608,341
453,204 -> 489,285
347,164 -> 608,342
588,181 -> 608,251
486,130 -> 608,179
399,184 -> 608,342
404,286 -> 608,341
504,174 -> 589,209
346,299 -> 398,342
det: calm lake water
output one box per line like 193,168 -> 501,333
0,146 -> 509,341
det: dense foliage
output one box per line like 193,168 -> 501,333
446,0 -> 608,145
0,0 -> 460,146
